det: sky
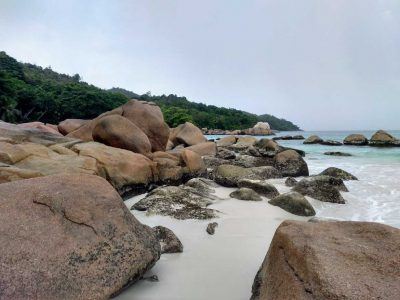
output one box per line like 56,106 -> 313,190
0,0 -> 399,130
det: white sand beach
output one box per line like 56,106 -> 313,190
118,184 -> 308,300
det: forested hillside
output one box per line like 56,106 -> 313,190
0,51 -> 127,124
0,52 -> 300,130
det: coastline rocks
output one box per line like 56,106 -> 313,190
217,148 -> 236,160
18,121 -> 62,135
0,121 -> 76,146
319,167 -> 358,181
181,149 -> 206,176
236,136 -> 257,147
273,135 -> 304,141
206,222 -> 218,235
251,220 -> 400,300
170,122 -> 206,146
343,133 -> 369,146
122,100 -> 170,152
324,151 -> 352,156
320,140 -> 342,146
370,130 -> 399,147
58,119 -> 89,135
293,175 -> 347,203
214,164 -> 281,187
249,122 -> 272,135
268,192 -> 315,216
153,226 -> 183,254
303,135 -> 323,144
285,177 -> 297,187
186,141 -> 217,157
131,183 -> 219,220
238,179 -> 279,199
72,142 -> 156,195
254,138 -> 280,152
273,150 -> 309,177
216,136 -> 237,147
67,100 -> 170,152
230,187 -> 262,201
0,174 -> 160,299
92,114 -> 152,155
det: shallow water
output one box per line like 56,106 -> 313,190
210,130 -> 400,228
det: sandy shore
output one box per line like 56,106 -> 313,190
117,183 -> 309,300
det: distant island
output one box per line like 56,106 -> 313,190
0,51 -> 300,131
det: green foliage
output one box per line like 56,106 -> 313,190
258,114 -> 300,131
161,106 -> 193,127
0,51 -> 128,124
0,51 -> 300,130
138,93 -> 300,130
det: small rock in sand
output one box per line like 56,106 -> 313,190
153,226 -> 183,254
206,222 -> 218,235
285,177 -> 297,187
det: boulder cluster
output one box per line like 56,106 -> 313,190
303,130 -> 400,147
1,99 -> 398,299
0,100 -> 215,196
202,122 -> 273,136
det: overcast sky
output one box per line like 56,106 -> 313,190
1,0 -> 399,130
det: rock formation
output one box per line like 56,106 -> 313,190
251,220 -> 400,300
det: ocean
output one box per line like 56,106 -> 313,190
208,130 -> 400,228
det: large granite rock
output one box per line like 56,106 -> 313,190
343,133 -> 369,146
0,121 -> 76,146
254,138 -> 280,152
122,100 -> 170,151
67,100 -> 170,152
319,167 -> 358,180
181,149 -> 206,177
170,122 -> 206,146
18,121 -> 62,135
293,175 -> 347,203
0,174 -> 160,299
237,179 -> 279,199
369,130 -> 399,147
72,142 -> 156,195
268,192 -> 315,216
250,122 -> 272,135
214,164 -> 281,187
273,150 -> 309,177
230,187 -> 262,201
186,141 -> 217,157
58,119 -> 89,135
216,135 -> 237,147
303,135 -> 323,144
251,220 -> 400,300
92,114 -> 152,155
132,183 -> 218,220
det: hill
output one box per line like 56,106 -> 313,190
0,51 -> 300,130
110,88 -> 300,131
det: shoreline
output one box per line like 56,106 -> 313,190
118,184 -> 309,300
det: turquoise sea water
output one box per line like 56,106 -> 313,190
208,130 -> 400,228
